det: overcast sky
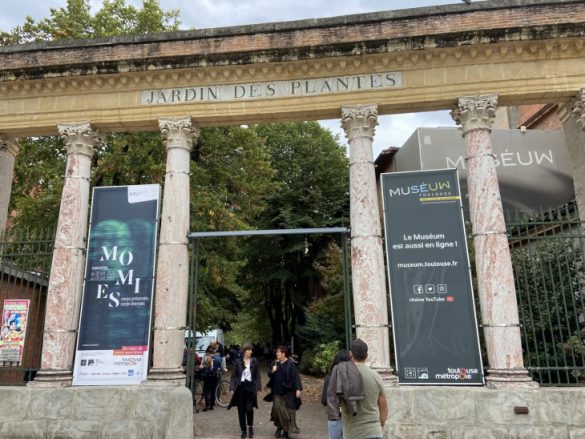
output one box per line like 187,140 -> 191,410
1,0 -> 484,155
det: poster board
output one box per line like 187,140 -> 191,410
73,185 -> 160,385
0,299 -> 30,364
381,169 -> 484,385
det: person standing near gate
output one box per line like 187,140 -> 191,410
342,338 -> 387,439
201,344 -> 220,411
268,345 -> 302,438
228,343 -> 262,438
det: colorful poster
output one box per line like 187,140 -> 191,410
0,299 -> 30,364
381,169 -> 484,385
72,185 -> 160,385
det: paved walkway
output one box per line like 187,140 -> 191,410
193,367 -> 329,439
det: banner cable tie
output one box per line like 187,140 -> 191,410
44,329 -> 77,333
153,326 -> 189,331
471,230 -> 506,237
479,323 -> 522,328
464,153 -> 496,161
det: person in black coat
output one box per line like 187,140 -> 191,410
268,345 -> 302,438
228,343 -> 262,439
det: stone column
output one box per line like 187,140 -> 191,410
31,122 -> 100,387
341,104 -> 394,380
451,95 -> 536,388
0,136 -> 19,237
559,88 -> 585,221
148,116 -> 197,385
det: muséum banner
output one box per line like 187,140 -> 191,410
381,169 -> 484,385
73,185 -> 160,385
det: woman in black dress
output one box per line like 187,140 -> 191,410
228,343 -> 262,438
268,345 -> 302,438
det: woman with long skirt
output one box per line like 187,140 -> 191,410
268,345 -> 302,438
228,343 -> 262,438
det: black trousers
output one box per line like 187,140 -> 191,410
203,374 -> 218,407
237,381 -> 255,431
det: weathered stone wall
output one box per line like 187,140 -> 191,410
0,386 -> 193,439
385,386 -> 585,438
1,0 -> 584,75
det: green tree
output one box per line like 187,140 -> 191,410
239,122 -> 350,352
512,238 -> 585,384
6,0 -> 180,230
0,0 -> 179,44
189,127 -> 275,330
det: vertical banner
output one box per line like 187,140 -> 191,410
381,169 -> 484,385
73,185 -> 160,385
0,299 -> 30,364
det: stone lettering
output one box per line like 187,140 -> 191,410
141,71 -> 403,105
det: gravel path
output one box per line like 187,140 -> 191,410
193,366 -> 329,439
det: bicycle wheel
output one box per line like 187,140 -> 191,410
194,380 -> 204,405
215,380 -> 231,407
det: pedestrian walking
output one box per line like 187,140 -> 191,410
268,345 -> 302,438
341,339 -> 388,439
228,343 -> 262,439
321,349 -> 350,439
201,344 -> 221,411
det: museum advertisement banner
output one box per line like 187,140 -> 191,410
381,169 -> 484,385
0,299 -> 30,364
73,185 -> 160,386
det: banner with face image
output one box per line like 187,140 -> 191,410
73,185 -> 160,385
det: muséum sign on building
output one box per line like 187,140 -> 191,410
73,185 -> 160,386
382,169 -> 484,385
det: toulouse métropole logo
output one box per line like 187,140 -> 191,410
388,180 -> 451,197
96,246 -> 142,307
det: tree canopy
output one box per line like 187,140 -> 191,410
0,0 -> 180,45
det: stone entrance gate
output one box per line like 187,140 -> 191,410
1,1 -> 585,437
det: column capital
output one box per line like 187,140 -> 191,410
158,116 -> 199,151
0,135 -> 20,157
341,104 -> 378,142
451,94 -> 498,135
57,122 -> 101,157
571,88 -> 585,131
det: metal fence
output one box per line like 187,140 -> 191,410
0,228 -> 54,385
507,205 -> 585,386
2,207 -> 585,387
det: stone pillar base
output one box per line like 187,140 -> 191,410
145,367 -> 186,386
27,369 -> 72,388
485,368 -> 539,389
373,367 -> 398,385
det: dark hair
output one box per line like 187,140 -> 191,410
276,345 -> 289,358
241,342 -> 253,352
350,338 -> 368,362
330,349 -> 350,372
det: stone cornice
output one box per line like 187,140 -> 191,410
0,37 -> 583,98
0,1 -> 584,80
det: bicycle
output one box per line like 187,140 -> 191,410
192,373 -> 231,408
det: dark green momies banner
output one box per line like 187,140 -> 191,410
73,185 -> 160,386
381,169 -> 484,385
